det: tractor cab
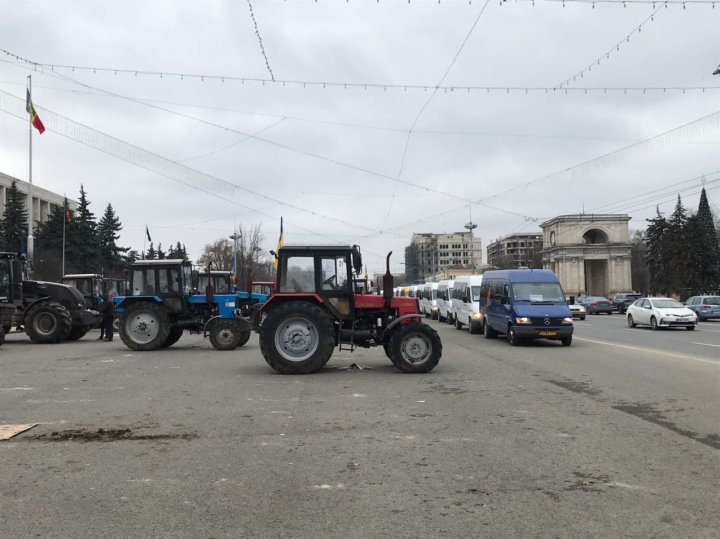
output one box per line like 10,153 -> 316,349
250,281 -> 274,297
61,274 -> 104,309
274,245 -> 361,320
0,253 -> 26,303
196,270 -> 234,294
127,260 -> 193,313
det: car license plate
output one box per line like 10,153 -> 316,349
677,318 -> 688,322
539,330 -> 556,336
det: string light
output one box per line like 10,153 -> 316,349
558,3 -> 663,88
3,52 -> 719,95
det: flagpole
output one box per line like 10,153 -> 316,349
62,197 -> 66,277
27,75 -> 34,261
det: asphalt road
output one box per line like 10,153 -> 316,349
1,317 -> 718,538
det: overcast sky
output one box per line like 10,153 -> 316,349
2,0 -> 720,274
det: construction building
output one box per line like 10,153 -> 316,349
404,232 -> 482,283
486,233 -> 543,269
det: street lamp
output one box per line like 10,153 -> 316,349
230,230 -> 241,288
464,221 -> 478,273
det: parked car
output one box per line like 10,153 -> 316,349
568,302 -> 586,320
684,295 -> 720,321
612,292 -> 643,314
579,296 -> 614,315
626,298 -> 697,330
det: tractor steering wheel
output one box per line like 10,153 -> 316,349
322,275 -> 337,290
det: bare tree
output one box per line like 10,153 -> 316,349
231,223 -> 266,290
197,238 -> 233,270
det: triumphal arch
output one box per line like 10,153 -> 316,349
540,214 -> 632,298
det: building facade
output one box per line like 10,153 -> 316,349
404,231 -> 482,283
487,233 -> 543,269
0,172 -> 77,231
540,214 -> 632,298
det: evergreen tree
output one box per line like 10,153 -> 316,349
645,207 -> 670,294
0,181 -> 29,253
695,188 -> 720,292
665,195 -> 690,295
97,203 -> 128,273
157,243 -> 165,260
67,185 -> 100,272
126,249 -> 140,263
146,242 -> 156,260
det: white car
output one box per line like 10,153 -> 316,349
626,298 -> 697,330
568,303 -> 586,320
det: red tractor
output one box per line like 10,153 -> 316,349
257,245 -> 442,374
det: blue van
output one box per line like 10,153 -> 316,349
480,269 -> 574,346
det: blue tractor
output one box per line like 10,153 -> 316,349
114,260 -> 256,351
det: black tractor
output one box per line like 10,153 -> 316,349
257,245 -> 442,374
0,252 -> 102,343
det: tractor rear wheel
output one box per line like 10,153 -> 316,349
162,328 -> 184,348
119,302 -> 170,351
236,318 -> 252,348
259,301 -> 335,374
0,325 -> 5,346
66,324 -> 90,341
388,323 -> 442,373
209,320 -> 241,350
25,301 -> 72,344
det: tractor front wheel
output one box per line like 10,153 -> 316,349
0,325 -> 5,346
119,302 -> 170,351
259,301 -> 335,374
388,323 -> 442,373
209,320 -> 241,350
66,324 -> 90,341
25,301 -> 72,344
162,328 -> 184,348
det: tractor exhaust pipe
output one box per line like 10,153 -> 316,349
383,251 -> 393,306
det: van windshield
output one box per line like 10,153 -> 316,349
471,286 -> 482,301
512,282 -> 565,304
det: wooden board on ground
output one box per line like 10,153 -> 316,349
0,424 -> 36,440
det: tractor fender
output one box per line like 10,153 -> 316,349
114,295 -> 163,313
21,296 -> 66,317
260,293 -> 325,314
384,314 -> 424,334
203,315 -> 251,338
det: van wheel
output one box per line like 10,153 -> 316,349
561,336 -> 572,346
507,326 -> 521,346
469,318 -> 481,334
483,319 -> 497,339
454,316 -> 463,330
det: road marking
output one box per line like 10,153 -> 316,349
691,342 -> 720,348
573,337 -> 720,366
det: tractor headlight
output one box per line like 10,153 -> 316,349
515,316 -> 531,325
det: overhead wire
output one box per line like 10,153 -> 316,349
246,0 -> 275,81
383,0 -> 492,228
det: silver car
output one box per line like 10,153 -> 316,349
684,295 -> 720,321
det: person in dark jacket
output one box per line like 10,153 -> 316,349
99,294 -> 115,342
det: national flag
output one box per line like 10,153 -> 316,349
146,226 -> 152,242
274,217 -> 284,271
26,89 -> 45,134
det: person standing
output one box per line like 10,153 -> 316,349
99,294 -> 115,342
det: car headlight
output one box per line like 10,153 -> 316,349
515,316 -> 531,324
562,317 -> 573,324
472,312 -> 482,319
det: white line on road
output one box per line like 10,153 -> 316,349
691,342 -> 720,349
573,337 -> 720,366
